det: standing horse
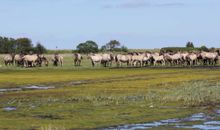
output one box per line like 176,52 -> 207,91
115,54 -> 132,67
14,54 -> 24,66
88,54 -> 102,67
22,54 -> 39,67
101,53 -> 114,67
3,54 -> 14,66
52,54 -> 63,66
74,53 -> 83,66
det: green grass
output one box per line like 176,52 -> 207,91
0,54 -> 220,129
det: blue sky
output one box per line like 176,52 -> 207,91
0,0 -> 220,49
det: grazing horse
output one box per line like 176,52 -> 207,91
143,53 -> 153,66
14,54 -> 24,66
74,53 -> 83,66
88,54 -> 102,67
88,53 -> 113,67
217,56 -> 220,64
115,54 -> 132,67
22,54 -> 39,67
3,54 -> 14,66
200,52 -> 218,65
37,55 -> 49,67
163,52 -> 183,66
131,53 -> 148,67
181,52 -> 189,65
101,53 -> 114,67
152,53 -> 165,66
52,54 -> 63,66
186,53 -> 198,66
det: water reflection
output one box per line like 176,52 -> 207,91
105,109 -> 220,130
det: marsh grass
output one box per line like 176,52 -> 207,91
40,125 -> 66,130
163,81 -> 220,106
1,61 -> 220,129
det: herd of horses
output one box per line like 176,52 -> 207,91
3,53 -> 64,67
89,51 -> 220,67
2,51 -> 220,68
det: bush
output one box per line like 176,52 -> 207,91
160,47 -> 200,53
186,41 -> 194,48
34,43 -> 47,54
0,36 -> 47,54
76,41 -> 98,54
200,46 -> 209,52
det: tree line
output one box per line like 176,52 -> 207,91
161,41 -> 217,53
1,36 -> 218,54
0,36 -> 47,54
75,40 -> 128,54
0,36 -> 128,54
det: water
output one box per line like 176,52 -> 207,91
104,109 -> 220,130
24,86 -> 55,90
3,107 -> 16,111
0,88 -> 22,92
69,81 -> 87,86
0,85 -> 55,93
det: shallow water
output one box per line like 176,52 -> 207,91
0,85 -> 55,93
3,106 -> 17,111
0,88 -> 22,92
24,86 -> 55,90
105,109 -> 220,130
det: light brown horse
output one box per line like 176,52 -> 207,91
52,54 -> 64,66
115,54 -> 132,67
22,54 -> 39,67
74,53 -> 83,66
3,54 -> 14,66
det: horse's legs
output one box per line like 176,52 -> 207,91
92,61 -> 95,67
79,60 -> 81,66
154,61 -> 157,66
140,61 -> 143,67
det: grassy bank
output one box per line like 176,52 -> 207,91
0,68 -> 220,129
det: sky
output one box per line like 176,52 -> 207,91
0,0 -> 220,49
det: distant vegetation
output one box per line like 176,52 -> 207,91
75,40 -> 128,54
0,36 -> 47,54
161,41 -> 216,53
46,49 -> 73,54
100,40 -> 128,53
76,40 -> 99,54
0,36 -> 219,54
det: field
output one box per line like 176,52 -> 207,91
1,54 -> 220,129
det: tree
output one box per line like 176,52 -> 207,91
101,40 -> 128,52
76,40 -> 98,54
106,40 -> 121,51
0,37 -> 16,53
200,45 -> 209,52
0,36 -> 48,54
121,45 -> 128,52
209,47 -> 215,52
100,45 -> 107,52
35,42 -> 47,54
15,38 -> 33,54
186,41 -> 194,48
